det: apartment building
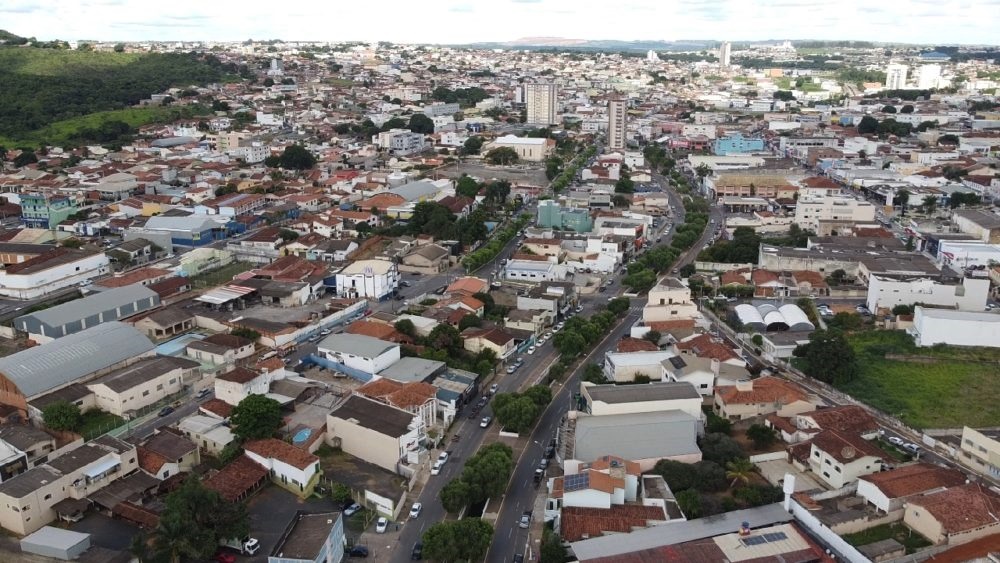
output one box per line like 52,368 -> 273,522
607,96 -> 627,152
793,195 -> 876,231
525,82 -> 557,125
19,193 -> 77,229
959,427 -> 1000,479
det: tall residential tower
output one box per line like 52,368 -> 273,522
524,82 -> 557,126
607,96 -> 627,152
885,63 -> 908,89
719,41 -> 732,67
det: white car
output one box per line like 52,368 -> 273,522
506,366 -> 516,374
409,503 -> 422,518
527,345 -> 537,355
555,322 -> 565,331
431,460 -> 444,475
536,337 -> 546,346
544,332 -> 553,339
480,416 -> 492,428
438,452 -> 450,464
888,436 -> 904,446
376,517 -> 388,533
490,383 -> 499,394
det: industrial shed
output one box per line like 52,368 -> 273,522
734,303 -> 814,332
20,526 -> 90,560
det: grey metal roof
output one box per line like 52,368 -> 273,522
331,395 -> 413,437
573,410 -> 700,463
379,357 -> 444,383
88,356 -> 199,393
16,285 -> 159,329
570,503 -> 793,561
317,333 -> 399,359
0,466 -> 63,498
586,382 -> 700,404
144,215 -> 223,232
0,322 -> 154,398
20,526 -> 90,549
389,180 -> 440,202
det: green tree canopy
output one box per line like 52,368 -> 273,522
278,144 -> 316,170
422,519 -> 494,562
408,113 -> 435,134
485,147 -> 519,165
746,424 -> 777,450
462,136 -> 484,155
230,395 -> 283,441
42,400 -> 82,432
792,329 -> 860,385
857,115 -> 879,135
152,477 -> 249,562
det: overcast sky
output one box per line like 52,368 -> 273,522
3,0 -> 999,45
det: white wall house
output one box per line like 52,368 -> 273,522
603,350 -> 677,383
909,306 -> 1000,348
317,334 -> 401,376
0,251 -> 110,300
866,275 -> 989,312
643,279 -> 700,323
214,367 -> 275,406
334,259 -> 399,300
244,438 -> 321,497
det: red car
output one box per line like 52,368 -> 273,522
214,553 -> 236,563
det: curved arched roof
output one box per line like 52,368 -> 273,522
734,304 -> 765,331
779,304 -> 815,331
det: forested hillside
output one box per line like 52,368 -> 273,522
0,46 -> 237,145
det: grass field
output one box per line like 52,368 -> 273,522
80,409 -> 125,440
0,48 -> 142,75
837,331 -> 1000,429
326,77 -> 354,87
0,105 -> 206,148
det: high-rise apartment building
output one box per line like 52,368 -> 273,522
885,63 -> 908,90
524,83 -> 557,126
719,42 -> 732,67
918,64 -> 941,89
607,96 -> 627,152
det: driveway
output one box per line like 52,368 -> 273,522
242,485 -> 340,562
69,513 -> 140,551
756,460 -> 826,492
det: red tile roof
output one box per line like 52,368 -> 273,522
560,504 -> 668,542
798,405 -> 878,436
245,438 -> 319,470
811,429 -> 887,464
677,334 -> 740,363
617,338 -> 659,353
204,455 -> 269,502
716,376 -> 809,407
217,367 -> 260,384
95,267 -> 171,288
200,398 -> 233,419
137,446 -> 167,474
927,533 -> 1000,561
908,483 -> 1000,535
860,463 -> 967,499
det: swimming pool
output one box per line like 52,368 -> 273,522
155,333 -> 207,356
292,428 -> 313,445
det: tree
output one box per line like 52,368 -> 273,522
699,432 -> 745,466
461,443 -> 514,502
792,329 -> 860,385
61,238 -> 83,249
773,90 -> 795,101
726,458 -> 756,488
278,228 -> 299,242
922,195 -> 938,215
900,104 -> 915,114
231,327 -> 260,341
277,144 -> 317,170
607,297 -> 630,316
263,155 -> 281,168
623,269 -> 657,293
485,147 -> 519,165
42,400 -> 82,432
614,177 -> 635,194
746,424 -> 777,450
612,194 -> 630,208
679,263 -> 696,277
462,136 -> 484,155
153,477 -> 248,562
13,151 -> 37,168
895,189 -> 910,215
706,411 -> 732,435
881,105 -> 897,114
263,77 -> 275,87
422,519 -> 494,562
676,489 -> 702,518
857,115 -> 879,135
540,529 -> 567,563
642,330 -> 662,345
938,134 -> 960,146
458,314 -> 482,331
439,478 -> 471,513
230,395 -> 283,441
582,363 -> 605,384
407,113 -> 435,135
553,330 -> 586,359
523,384 -> 552,407
493,395 -> 539,434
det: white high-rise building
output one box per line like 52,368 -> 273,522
524,83 -> 557,126
918,64 -> 942,89
719,41 -> 732,67
646,50 -> 660,63
885,63 -> 908,90
608,96 -> 627,152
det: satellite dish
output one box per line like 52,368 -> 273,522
841,446 -> 856,460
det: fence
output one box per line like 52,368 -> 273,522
749,451 -> 788,463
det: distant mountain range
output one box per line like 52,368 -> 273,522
464,38 -> 720,52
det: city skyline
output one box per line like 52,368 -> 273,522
3,0 -> 1000,46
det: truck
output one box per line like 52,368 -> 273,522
219,537 -> 260,555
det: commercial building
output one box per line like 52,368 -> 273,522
918,64 -> 942,89
317,334 -> 401,376
334,259 -> 398,300
568,411 -> 701,471
866,275 -> 989,313
607,96 -> 627,152
483,135 -> 554,162
712,134 -> 764,156
86,356 -> 198,417
909,306 -> 1000,348
19,193 -> 77,230
793,195 -> 876,231
0,322 -> 155,417
536,200 -> 593,232
959,427 -> 1000,479
642,278 -> 699,324
14,284 -> 161,344
0,248 -> 110,300
525,82 -> 557,125
885,63 -> 908,89
580,381 -> 703,420
374,129 -> 426,156
326,395 -> 422,474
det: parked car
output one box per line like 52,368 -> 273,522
400,280 -> 412,287
904,443 -> 921,453
506,365 -> 517,374
409,503 -> 422,518
544,446 -> 555,459
343,503 -> 362,517
214,553 -> 237,563
411,542 -> 423,560
375,517 -> 388,534
347,546 -> 369,558
888,436 -> 904,446
431,461 -> 444,475
196,389 -> 211,399
438,452 -> 450,464
527,345 -> 537,355
539,459 -> 549,469
490,383 -> 499,394
480,416 -> 492,428
519,512 -> 531,529
158,406 -> 175,417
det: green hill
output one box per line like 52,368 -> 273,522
0,46 -> 236,147
0,30 -> 27,44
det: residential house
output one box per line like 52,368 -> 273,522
326,395 -> 423,474
185,333 -> 255,367
603,349 -> 676,383
244,438 -> 321,497
85,356 -> 200,417
504,309 -> 553,335
713,376 -> 817,421
904,483 -> 1000,546
0,436 -> 138,535
131,308 -> 195,341
808,429 -> 887,489
176,414 -> 236,456
642,278 -> 699,325
355,379 -> 438,433
0,426 -> 56,468
214,367 -> 273,407
399,244 -> 451,275
462,326 -> 517,360
857,463 -> 967,514
566,410 -> 702,472
660,355 -> 749,396
137,430 -> 200,480
958,427 -> 1000,479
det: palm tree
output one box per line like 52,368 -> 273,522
152,514 -> 201,563
726,458 -> 756,489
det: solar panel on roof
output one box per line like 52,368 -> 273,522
564,473 -> 590,492
761,532 -> 788,542
742,536 -> 767,546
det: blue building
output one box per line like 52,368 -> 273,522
713,134 -> 765,156
537,200 -> 593,232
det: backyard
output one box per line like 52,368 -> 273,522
837,331 -> 1000,429
188,261 -> 253,289
842,522 -> 932,554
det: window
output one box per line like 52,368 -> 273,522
43,494 -> 51,500
835,466 -> 842,473
813,451 -> 820,458
156,384 -> 163,391
142,390 -> 150,397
